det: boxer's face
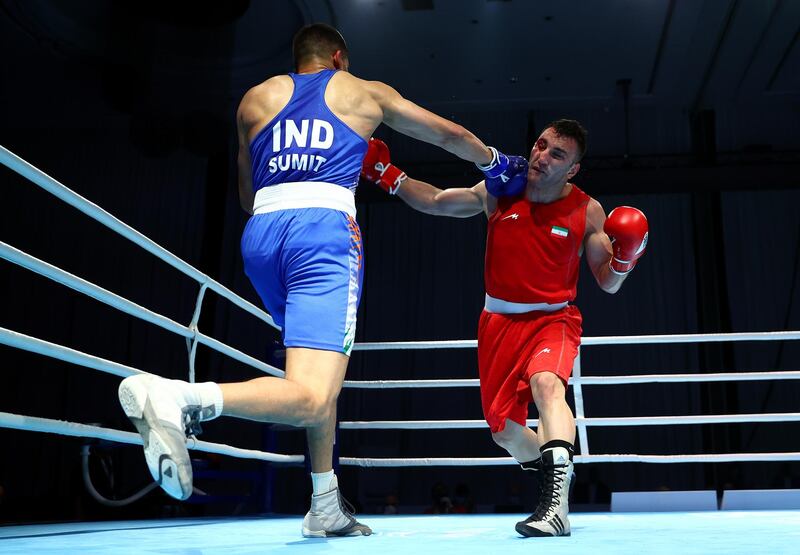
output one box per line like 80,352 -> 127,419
527,128 -> 580,187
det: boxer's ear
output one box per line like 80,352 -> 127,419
333,50 -> 349,71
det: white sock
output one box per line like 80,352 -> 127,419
311,470 -> 336,495
192,381 -> 224,420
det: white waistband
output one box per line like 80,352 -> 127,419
484,294 -> 568,314
253,182 -> 356,218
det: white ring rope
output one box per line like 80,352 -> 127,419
2,144 -> 800,468
0,412 -> 303,464
343,378 -> 480,388
341,370 -> 800,389
1,147 -> 290,381
0,241 -> 287,381
339,413 -> 800,430
0,325 -> 284,380
577,370 -> 800,384
1,327 -> 141,379
572,352 -> 590,456
353,331 -> 800,351
193,331 -> 284,378
0,241 -> 193,339
579,331 -> 800,345
0,145 -> 278,331
354,340 -> 477,351
340,453 -> 800,467
10,211 -> 794,390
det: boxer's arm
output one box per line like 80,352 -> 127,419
366,81 -> 492,166
396,178 -> 488,218
236,100 -> 257,215
584,199 -> 628,294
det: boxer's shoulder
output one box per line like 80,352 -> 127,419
244,76 -> 294,107
582,197 -> 607,237
238,76 -> 295,133
326,73 -> 384,126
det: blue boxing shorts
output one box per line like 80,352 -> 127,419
241,207 -> 363,356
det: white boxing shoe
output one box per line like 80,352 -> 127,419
302,477 -> 372,537
515,446 -> 573,537
118,373 -> 221,500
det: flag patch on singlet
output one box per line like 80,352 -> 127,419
551,226 -> 569,238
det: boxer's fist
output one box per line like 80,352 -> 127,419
604,206 -> 649,274
361,138 -> 407,194
477,147 -> 528,198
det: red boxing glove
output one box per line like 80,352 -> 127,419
361,138 -> 407,194
604,206 -> 649,275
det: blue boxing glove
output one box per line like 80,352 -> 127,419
476,146 -> 528,197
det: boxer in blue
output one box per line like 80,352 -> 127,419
118,23 -> 527,537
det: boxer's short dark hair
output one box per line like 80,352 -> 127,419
545,119 -> 588,162
293,23 -> 348,69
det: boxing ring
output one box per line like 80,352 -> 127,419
2,143 -> 800,553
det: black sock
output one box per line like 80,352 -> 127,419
540,440 -> 574,462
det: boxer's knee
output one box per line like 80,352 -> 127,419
491,420 -> 523,451
530,372 -> 565,407
298,391 -> 335,428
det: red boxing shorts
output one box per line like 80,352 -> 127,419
477,305 -> 582,433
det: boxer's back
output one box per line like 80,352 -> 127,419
243,70 -> 382,143
242,69 -> 381,193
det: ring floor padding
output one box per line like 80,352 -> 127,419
1,510 -> 798,554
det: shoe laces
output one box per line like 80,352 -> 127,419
532,464 -> 568,521
338,491 -> 357,517
183,407 -> 203,437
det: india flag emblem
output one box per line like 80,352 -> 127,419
551,226 -> 569,238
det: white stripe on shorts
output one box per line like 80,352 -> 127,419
484,294 -> 567,314
343,223 -> 360,356
253,181 -> 356,218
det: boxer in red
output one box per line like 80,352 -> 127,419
362,120 -> 648,537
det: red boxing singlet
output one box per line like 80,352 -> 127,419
485,184 -> 590,304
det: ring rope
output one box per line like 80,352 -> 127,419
353,340 -> 477,351
2,321 -> 796,389
343,378 -> 480,388
339,412 -> 800,430
341,370 -> 800,389
193,330 -> 283,378
353,331 -> 800,351
0,241 -> 193,339
572,352 -> 590,454
4,310 -> 796,388
340,452 -> 800,467
1,327 -> 140,379
0,241 -> 285,379
577,370 -> 800,384
0,325 -> 284,380
10,224 -> 793,389
187,283 -> 210,383
0,411 -> 304,464
0,144 -> 277,331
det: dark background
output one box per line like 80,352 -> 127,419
0,0 -> 798,522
